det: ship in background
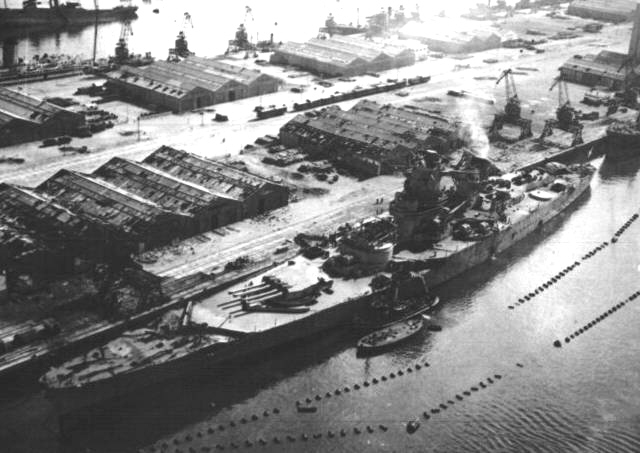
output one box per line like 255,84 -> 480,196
0,0 -> 138,28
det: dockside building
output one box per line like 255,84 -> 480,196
0,86 -> 84,147
106,57 -> 281,113
0,146 -> 289,292
270,35 -> 415,77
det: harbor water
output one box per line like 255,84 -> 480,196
0,1 -> 639,451
1,156 -> 639,452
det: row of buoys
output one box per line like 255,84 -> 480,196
296,361 -> 430,408
612,213 -> 639,243
420,374 -> 504,422
152,408 -> 283,450
167,424 -> 390,451
508,261 -> 581,310
554,289 -> 640,348
581,241 -> 609,260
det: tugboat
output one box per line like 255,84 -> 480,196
605,111 -> 640,160
357,316 -> 424,355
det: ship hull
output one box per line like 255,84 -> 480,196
0,6 -> 137,28
44,292 -> 373,415
422,173 -> 593,288
605,132 -> 640,161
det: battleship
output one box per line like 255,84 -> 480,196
0,0 -> 138,28
40,152 -> 595,413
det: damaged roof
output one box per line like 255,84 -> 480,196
0,86 -> 78,127
143,146 -> 284,201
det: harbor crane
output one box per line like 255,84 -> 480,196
539,74 -> 583,145
489,68 -> 533,142
114,20 -> 133,64
169,12 -> 195,60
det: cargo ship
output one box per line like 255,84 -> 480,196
0,0 -> 138,28
40,154 -> 594,413
605,113 -> 640,161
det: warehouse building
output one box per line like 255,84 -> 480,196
280,100 -> 466,177
561,5 -> 640,89
270,35 -> 415,77
106,56 -> 281,113
398,19 -> 502,54
0,86 -> 84,147
567,0 -> 637,23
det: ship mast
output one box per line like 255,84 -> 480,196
92,0 -> 99,66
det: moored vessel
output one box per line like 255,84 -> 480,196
357,316 -> 424,355
605,113 -> 640,161
0,0 -> 138,28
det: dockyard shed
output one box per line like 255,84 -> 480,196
37,169 -> 189,253
142,146 -> 289,219
0,86 -> 84,147
270,36 -> 415,76
399,20 -> 502,54
106,57 -> 280,113
93,157 -> 242,234
567,0 -> 637,23
560,51 -> 632,89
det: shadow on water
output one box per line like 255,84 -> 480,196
61,327 -> 356,452
599,155 -> 640,180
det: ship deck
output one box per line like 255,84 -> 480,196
191,255 -> 373,334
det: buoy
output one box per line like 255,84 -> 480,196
390,373 -> 396,378
565,337 -> 570,343
273,408 -> 280,414
301,434 -> 308,441
488,377 -> 494,383
407,367 -> 413,373
431,408 -> 440,414
381,376 -> 388,381
364,381 -> 370,387
553,340 -> 562,347
334,389 -> 341,395
354,427 -> 361,435
424,362 -> 430,367
208,427 -> 215,434
367,426 -> 374,433
286,435 -> 295,442
494,374 -> 502,379
305,398 -> 312,404
406,421 -> 420,434
372,378 -> 379,384
447,400 -> 455,405
379,425 -> 388,432
439,403 -> 447,410
251,414 -> 259,421
519,298 -> 525,303
186,435 -> 193,441
471,386 -> 479,392
456,394 -> 463,400
328,431 -> 335,438
315,395 -> 321,401
524,295 -> 530,301
229,421 -> 236,427
463,391 -> 471,396
423,412 -> 431,419
508,306 -> 514,310
244,439 -> 252,447
415,364 -> 422,370
258,438 -> 267,446
273,437 -> 280,444
313,433 -> 321,439
344,387 -> 350,393
354,384 -> 361,389
480,382 -> 486,388
398,370 -> 404,376
230,442 -> 238,449
240,418 -> 248,424
263,410 -> 269,417
218,425 -> 225,431
340,429 -> 346,437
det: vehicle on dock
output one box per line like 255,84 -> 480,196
357,316 -> 424,355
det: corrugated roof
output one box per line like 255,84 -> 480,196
38,169 -> 178,236
0,86 -> 73,127
114,57 -> 277,98
561,56 -> 627,81
94,157 -> 238,214
142,146 -> 281,201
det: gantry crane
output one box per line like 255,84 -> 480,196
539,74 -> 583,145
489,68 -> 532,142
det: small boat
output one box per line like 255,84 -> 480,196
357,317 -> 424,354
297,405 -> 318,413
